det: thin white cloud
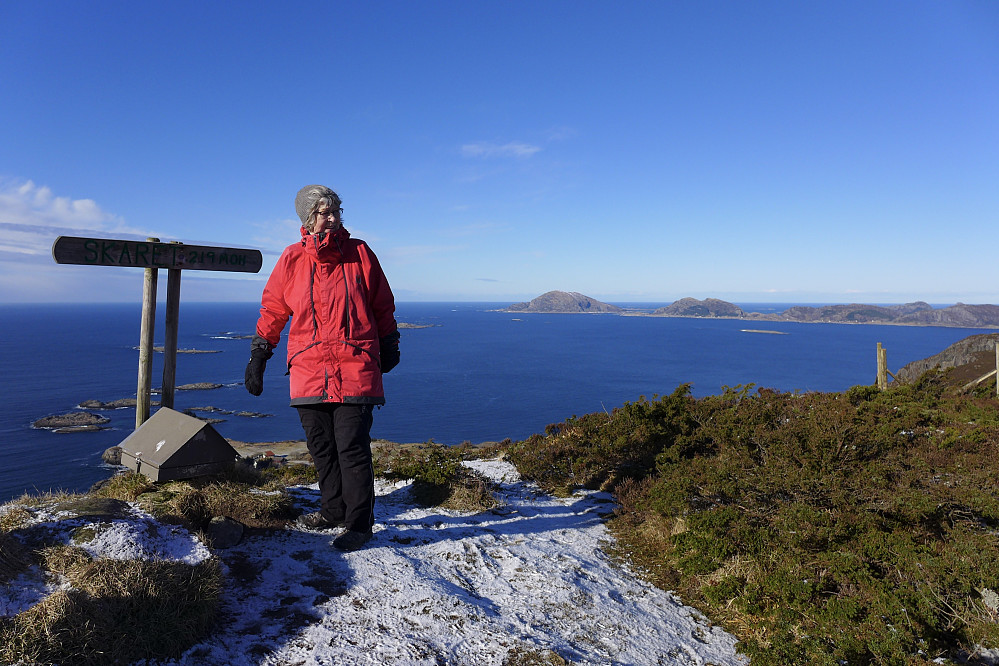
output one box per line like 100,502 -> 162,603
544,126 -> 577,142
460,142 -> 541,159
0,179 -> 156,262
383,244 -> 464,264
250,217 -> 304,255
441,221 -> 507,237
0,179 -> 132,231
0,179 -> 277,303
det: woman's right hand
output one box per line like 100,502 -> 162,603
245,348 -> 269,396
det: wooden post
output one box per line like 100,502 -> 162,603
161,262 -> 182,410
995,344 -> 998,397
136,238 -> 160,428
876,342 -> 888,390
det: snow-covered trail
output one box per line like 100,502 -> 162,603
175,459 -> 746,665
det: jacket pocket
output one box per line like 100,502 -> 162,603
287,340 -> 322,372
340,339 -> 383,398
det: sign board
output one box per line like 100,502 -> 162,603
52,236 -> 262,273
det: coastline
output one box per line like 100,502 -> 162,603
500,309 -> 999,330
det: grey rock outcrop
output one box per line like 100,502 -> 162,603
894,333 -> 999,383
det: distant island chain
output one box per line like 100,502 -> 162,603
504,291 -> 999,329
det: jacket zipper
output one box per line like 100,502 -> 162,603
334,235 -> 352,340
308,261 -> 318,339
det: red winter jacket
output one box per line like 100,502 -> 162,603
255,226 -> 397,405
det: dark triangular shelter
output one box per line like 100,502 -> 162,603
118,407 -> 238,482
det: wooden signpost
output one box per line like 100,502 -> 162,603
52,235 -> 263,428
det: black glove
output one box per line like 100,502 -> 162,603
380,332 -> 400,374
245,337 -> 274,396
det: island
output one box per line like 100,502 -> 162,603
32,412 -> 111,433
506,291 -> 623,313
504,292 -> 999,329
654,297 -> 745,318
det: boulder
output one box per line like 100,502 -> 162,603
102,446 -> 123,465
207,517 -> 244,549
895,333 -> 999,384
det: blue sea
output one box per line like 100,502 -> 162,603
1,301 -> 993,503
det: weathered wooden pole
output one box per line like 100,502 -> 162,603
136,238 -> 160,428
876,342 -> 888,390
161,261 -> 182,410
995,344 -> 998,397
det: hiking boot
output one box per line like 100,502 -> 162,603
332,529 -> 373,552
296,512 -> 345,530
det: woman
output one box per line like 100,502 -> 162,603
245,184 -> 399,552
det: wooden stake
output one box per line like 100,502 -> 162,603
161,264 -> 182,409
136,238 -> 160,428
877,342 -> 888,390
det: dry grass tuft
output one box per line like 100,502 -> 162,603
95,470 -> 299,530
0,550 -> 223,665
42,544 -> 92,575
191,481 -> 295,528
438,472 -> 500,512
502,645 -> 573,665
93,471 -> 156,501
0,505 -> 32,532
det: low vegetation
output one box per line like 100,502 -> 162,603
374,441 -> 500,511
505,375 -> 999,664
6,371 -> 999,664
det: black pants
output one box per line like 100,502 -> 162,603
296,403 -> 375,532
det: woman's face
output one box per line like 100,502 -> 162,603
312,204 -> 341,234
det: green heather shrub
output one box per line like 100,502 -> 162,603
511,374 -> 999,664
505,384 -> 699,495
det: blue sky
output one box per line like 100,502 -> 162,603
1,1 -> 997,305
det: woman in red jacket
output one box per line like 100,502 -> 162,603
245,184 -> 399,552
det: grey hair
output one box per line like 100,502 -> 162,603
294,185 -> 343,230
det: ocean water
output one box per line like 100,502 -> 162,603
1,301 -> 993,503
